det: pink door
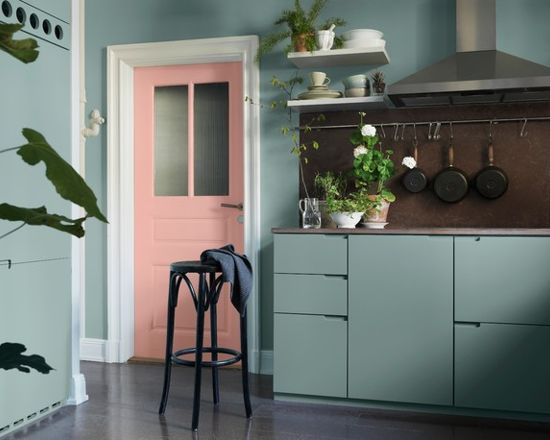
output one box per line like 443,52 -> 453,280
134,62 -> 244,360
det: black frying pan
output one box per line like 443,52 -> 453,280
402,140 -> 428,193
433,143 -> 469,203
474,141 -> 508,199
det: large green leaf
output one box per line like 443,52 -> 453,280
17,129 -> 108,223
0,204 -> 86,237
0,23 -> 39,64
0,342 -> 53,374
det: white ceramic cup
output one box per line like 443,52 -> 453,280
310,71 -> 330,87
316,30 -> 335,50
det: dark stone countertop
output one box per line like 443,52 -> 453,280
272,227 -> 550,236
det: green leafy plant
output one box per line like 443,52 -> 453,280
314,171 -> 346,200
256,0 -> 345,60
0,23 -> 107,374
325,188 -> 370,214
246,72 -> 325,198
350,112 -> 396,207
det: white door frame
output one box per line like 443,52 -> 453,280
106,36 -> 261,372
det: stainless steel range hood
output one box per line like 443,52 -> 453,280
388,0 -> 550,107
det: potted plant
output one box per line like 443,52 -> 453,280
256,0 -> 345,59
314,171 -> 346,227
325,188 -> 368,229
371,71 -> 386,95
350,112 -> 395,227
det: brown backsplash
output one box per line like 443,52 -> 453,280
299,102 -> 550,228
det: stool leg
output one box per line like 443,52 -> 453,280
210,273 -> 220,405
159,271 -> 178,415
240,310 -> 252,418
191,273 -> 206,431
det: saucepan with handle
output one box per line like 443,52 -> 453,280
474,124 -> 508,199
433,125 -> 469,203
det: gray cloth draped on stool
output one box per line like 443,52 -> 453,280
200,244 -> 252,316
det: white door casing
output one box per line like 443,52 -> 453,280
105,36 -> 261,372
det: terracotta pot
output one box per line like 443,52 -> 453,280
365,195 -> 390,223
293,33 -> 312,52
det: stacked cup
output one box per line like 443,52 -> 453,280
342,74 -> 370,97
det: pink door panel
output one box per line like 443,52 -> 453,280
134,62 -> 244,360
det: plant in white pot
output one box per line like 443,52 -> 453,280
323,178 -> 368,228
313,171 -> 346,228
350,113 -> 396,228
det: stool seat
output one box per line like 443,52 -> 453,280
170,260 -> 220,274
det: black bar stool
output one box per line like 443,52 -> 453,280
158,260 -> 252,431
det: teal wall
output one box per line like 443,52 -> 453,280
84,0 -> 550,350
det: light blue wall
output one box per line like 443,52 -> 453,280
84,0 -> 550,350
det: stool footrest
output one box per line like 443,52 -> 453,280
172,347 -> 242,368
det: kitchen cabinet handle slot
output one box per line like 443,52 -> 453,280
323,315 -> 347,321
323,275 -> 347,280
455,321 -> 481,327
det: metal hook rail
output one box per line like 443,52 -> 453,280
301,115 -> 550,135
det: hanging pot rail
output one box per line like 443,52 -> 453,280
300,115 -> 550,135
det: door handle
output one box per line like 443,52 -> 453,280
220,203 -> 244,211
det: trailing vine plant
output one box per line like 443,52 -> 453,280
0,23 -> 107,374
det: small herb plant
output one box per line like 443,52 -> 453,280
256,0 -> 345,60
350,112 -> 396,207
314,171 -> 346,200
371,71 -> 386,94
326,189 -> 369,215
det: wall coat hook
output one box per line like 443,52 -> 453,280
82,109 -> 105,138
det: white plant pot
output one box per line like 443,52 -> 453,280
329,212 -> 364,229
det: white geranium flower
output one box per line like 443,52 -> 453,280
354,145 -> 368,158
402,156 -> 417,169
361,124 -> 377,137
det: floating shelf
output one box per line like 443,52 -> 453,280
287,47 -> 390,69
287,95 -> 389,113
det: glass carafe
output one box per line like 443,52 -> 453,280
299,198 -> 321,229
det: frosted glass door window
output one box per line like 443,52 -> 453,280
194,82 -> 229,196
154,85 -> 189,196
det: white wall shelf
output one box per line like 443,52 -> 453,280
287,95 -> 388,113
287,47 -> 390,69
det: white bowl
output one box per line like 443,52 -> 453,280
330,212 -> 364,229
343,29 -> 383,41
343,39 -> 386,50
345,87 -> 369,97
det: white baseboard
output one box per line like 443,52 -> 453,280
80,338 -> 108,362
66,373 -> 89,405
260,350 -> 273,375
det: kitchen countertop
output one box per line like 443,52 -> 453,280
272,227 -> 550,236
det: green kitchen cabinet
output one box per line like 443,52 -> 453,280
455,237 -> 550,325
274,234 -> 347,275
274,313 -> 347,398
348,235 -> 453,405
455,323 -> 550,414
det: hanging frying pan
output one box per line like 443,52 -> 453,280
434,142 -> 469,203
402,139 -> 428,193
474,140 -> 508,199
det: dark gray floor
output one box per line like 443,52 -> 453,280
5,361 -> 550,439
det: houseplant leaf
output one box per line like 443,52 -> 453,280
17,128 -> 108,223
0,342 -> 53,374
0,204 -> 86,237
0,23 -> 39,64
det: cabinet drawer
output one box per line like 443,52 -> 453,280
274,234 -> 347,275
274,313 -> 347,398
455,237 -> 550,325
455,323 -> 550,414
274,274 -> 347,316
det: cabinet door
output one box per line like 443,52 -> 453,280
455,323 -> 550,414
274,234 -> 347,275
455,237 -> 550,325
274,313 -> 347,398
348,235 -> 453,405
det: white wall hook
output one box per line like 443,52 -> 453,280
82,109 -> 105,138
